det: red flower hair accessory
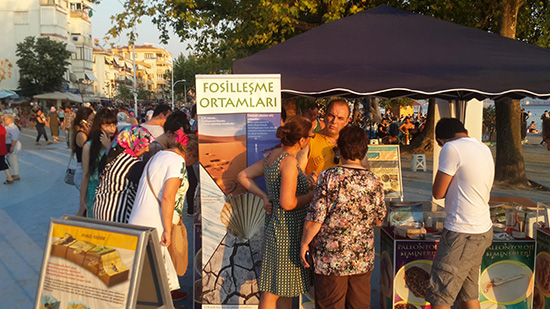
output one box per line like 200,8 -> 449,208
174,128 -> 189,146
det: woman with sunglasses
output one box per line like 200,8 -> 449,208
238,116 -> 316,309
77,109 -> 117,217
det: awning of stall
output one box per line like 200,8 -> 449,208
83,95 -> 101,103
33,91 -> 82,103
232,5 -> 550,101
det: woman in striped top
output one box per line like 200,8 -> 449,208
92,125 -> 155,223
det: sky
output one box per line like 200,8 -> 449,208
91,1 -> 190,59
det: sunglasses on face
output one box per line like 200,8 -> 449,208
333,146 -> 340,164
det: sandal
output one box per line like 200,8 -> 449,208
4,180 -> 14,184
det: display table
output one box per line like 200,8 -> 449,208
380,227 -> 536,308
535,228 -> 550,309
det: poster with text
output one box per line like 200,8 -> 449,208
36,223 -> 138,309
196,74 -> 281,308
480,240 -> 536,308
367,145 -> 403,199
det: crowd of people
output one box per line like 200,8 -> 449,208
0,102 -> 198,308
3,95 -> 550,308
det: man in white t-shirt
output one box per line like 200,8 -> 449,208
141,105 -> 172,138
425,118 -> 494,309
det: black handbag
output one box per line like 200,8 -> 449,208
64,157 -> 75,185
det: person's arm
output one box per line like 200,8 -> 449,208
279,155 -> 314,210
237,158 -> 272,213
432,170 -> 453,199
77,143 -> 91,216
75,131 -> 87,148
300,220 -> 322,268
160,177 -> 182,247
296,143 -> 309,172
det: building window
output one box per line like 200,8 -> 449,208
14,11 -> 28,25
145,53 -> 154,59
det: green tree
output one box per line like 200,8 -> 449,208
16,36 -> 71,96
116,84 -> 133,102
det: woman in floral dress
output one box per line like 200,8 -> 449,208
300,125 -> 386,309
238,116 -> 315,309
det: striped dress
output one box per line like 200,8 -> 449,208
260,153 -> 312,297
92,152 -> 140,223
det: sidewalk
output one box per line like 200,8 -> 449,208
1,128 -> 548,308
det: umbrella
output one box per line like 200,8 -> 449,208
0,90 -> 19,99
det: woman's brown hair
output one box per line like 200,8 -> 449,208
276,116 -> 312,146
337,125 -> 369,160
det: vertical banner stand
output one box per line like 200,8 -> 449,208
35,216 -> 174,309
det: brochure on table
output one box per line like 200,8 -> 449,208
196,74 -> 281,308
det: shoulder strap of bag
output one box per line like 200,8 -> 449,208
146,166 -> 161,205
67,156 -> 73,169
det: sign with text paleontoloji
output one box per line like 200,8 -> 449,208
196,74 -> 281,115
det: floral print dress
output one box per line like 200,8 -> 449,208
305,166 -> 386,276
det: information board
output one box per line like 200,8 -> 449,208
35,216 -> 173,309
367,145 -> 403,199
196,74 -> 281,308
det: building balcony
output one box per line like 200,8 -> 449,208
70,10 -> 90,22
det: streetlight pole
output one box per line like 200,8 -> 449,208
132,44 -> 138,116
171,65 -> 175,110
173,79 -> 186,108
144,43 -> 174,110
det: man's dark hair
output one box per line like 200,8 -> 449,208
338,125 -> 369,161
435,118 -> 467,140
304,102 -> 318,112
152,104 -> 172,117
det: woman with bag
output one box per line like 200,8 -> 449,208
93,125 -> 154,223
72,107 -> 94,190
238,116 -> 315,309
129,128 -> 198,301
77,109 -> 117,217
300,125 -> 386,309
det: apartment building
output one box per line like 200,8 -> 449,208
93,45 -> 172,100
0,0 -> 94,94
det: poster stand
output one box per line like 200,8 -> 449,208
35,216 -> 173,309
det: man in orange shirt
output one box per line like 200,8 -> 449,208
298,99 -> 352,178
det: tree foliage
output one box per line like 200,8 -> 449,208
116,84 -> 133,102
16,36 -> 71,96
97,0 -> 550,72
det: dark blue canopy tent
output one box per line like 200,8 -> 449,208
232,5 -> 550,100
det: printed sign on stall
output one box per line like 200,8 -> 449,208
480,240 -> 536,308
